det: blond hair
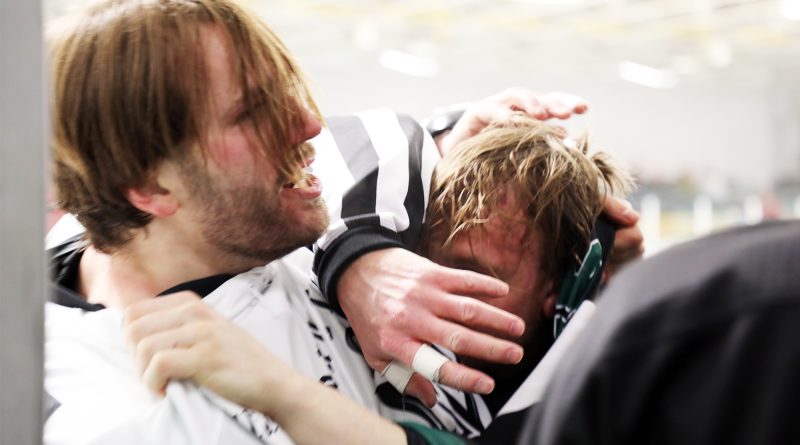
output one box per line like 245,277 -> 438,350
426,114 -> 633,283
50,0 -> 319,252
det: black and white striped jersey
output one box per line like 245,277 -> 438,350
312,109 -> 440,314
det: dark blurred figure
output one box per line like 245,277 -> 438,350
521,220 -> 800,445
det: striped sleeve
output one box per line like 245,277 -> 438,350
311,109 -> 440,314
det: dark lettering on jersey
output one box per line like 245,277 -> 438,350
316,347 -> 332,362
228,407 -> 280,443
319,374 -> 339,389
307,297 -> 333,311
308,321 -> 326,342
305,287 -> 333,311
316,347 -> 334,372
256,277 -> 274,294
305,309 -> 342,393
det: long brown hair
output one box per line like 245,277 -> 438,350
50,0 -> 319,252
426,114 -> 634,283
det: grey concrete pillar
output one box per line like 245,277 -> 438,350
0,0 -> 46,443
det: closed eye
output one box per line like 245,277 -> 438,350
450,257 -> 496,278
235,99 -> 267,125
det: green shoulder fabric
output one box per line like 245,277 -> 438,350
398,421 -> 467,445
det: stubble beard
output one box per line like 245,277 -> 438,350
208,186 -> 328,265
186,167 -> 329,269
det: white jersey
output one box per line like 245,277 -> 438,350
45,248 -> 376,445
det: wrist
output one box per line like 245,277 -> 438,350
336,245 -> 409,306
318,227 -> 405,316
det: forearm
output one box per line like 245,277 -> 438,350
312,110 -> 439,310
261,372 -> 407,445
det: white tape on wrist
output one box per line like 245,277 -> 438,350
381,361 -> 414,394
411,344 -> 450,383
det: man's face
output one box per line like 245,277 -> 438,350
425,191 -> 556,348
173,28 -> 328,268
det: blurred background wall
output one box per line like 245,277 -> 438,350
46,0 -> 800,251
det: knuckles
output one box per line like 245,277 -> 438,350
122,305 -> 145,327
124,318 -> 151,345
459,301 -> 477,324
376,333 -> 403,357
446,330 -> 466,353
150,351 -> 175,379
135,336 -> 157,366
179,300 -> 213,319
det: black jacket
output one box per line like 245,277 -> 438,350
524,220 -> 800,445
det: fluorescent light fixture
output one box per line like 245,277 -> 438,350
780,0 -> 800,20
378,49 -> 440,78
618,61 -> 678,89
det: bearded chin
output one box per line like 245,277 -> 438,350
201,188 -> 329,268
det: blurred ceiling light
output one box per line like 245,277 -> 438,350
780,0 -> 800,19
705,39 -> 733,68
618,61 -> 678,89
379,49 -> 440,78
353,22 -> 379,51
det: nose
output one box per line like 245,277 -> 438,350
297,108 -> 322,143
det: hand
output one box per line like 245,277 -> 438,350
123,292 -> 296,417
337,248 -> 526,406
125,292 -> 409,445
601,196 -> 645,280
437,88 -> 589,155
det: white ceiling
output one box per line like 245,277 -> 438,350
248,0 -> 800,191
254,0 -> 800,87
46,0 -> 800,89
45,0 -> 800,189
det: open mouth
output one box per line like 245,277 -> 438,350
281,158 -> 322,198
283,159 -> 315,190
283,166 -> 314,189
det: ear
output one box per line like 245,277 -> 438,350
125,180 -> 178,218
541,281 -> 558,319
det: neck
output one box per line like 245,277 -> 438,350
78,223 -> 260,309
